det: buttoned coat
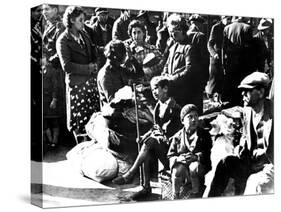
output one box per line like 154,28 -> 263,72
56,29 -> 97,87
167,127 -> 212,170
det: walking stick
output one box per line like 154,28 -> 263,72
133,83 -> 144,186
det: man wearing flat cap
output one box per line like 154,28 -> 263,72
167,104 -> 212,199
206,72 -> 274,197
253,18 -> 273,75
221,16 -> 256,106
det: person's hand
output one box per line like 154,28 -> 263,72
176,155 -> 187,164
183,152 -> 198,163
253,148 -> 266,159
213,53 -> 219,60
50,98 -> 57,109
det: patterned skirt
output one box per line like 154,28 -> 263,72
66,77 -> 100,134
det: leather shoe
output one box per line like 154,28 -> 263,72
131,186 -> 152,200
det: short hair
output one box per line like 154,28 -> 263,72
167,13 -> 188,32
127,20 -> 147,39
104,40 -> 127,62
62,6 -> 85,29
150,76 -> 170,89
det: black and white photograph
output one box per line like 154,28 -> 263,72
2,0 -> 280,211
29,1 -> 276,208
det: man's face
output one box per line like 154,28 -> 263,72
241,88 -> 263,107
168,26 -> 184,42
151,84 -> 168,102
182,110 -> 199,132
42,4 -> 57,21
32,6 -> 42,21
98,13 -> 108,24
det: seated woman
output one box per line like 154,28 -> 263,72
124,20 -> 164,84
167,104 -> 212,199
112,76 -> 182,200
96,39 -> 152,156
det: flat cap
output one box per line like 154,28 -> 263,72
180,104 -> 198,122
95,7 -> 108,16
238,72 -> 270,89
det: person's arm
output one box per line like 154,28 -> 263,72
207,25 -> 219,58
56,35 -> 93,75
112,19 -> 121,40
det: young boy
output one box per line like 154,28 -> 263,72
167,104 -> 212,199
112,76 -> 182,200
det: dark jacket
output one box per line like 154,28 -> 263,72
167,127 -> 212,170
253,31 -> 273,73
187,26 -> 209,86
238,99 -> 274,169
42,17 -> 64,68
153,98 -> 182,138
91,20 -> 113,47
97,60 -> 128,109
56,29 -> 97,87
208,21 -> 224,58
112,14 -> 131,41
162,40 -> 205,107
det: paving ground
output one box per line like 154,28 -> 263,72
31,143 -> 162,208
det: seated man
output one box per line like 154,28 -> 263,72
167,104 -> 212,199
206,72 -> 273,197
112,76 -> 182,200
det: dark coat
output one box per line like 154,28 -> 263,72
56,29 -> 97,87
153,98 -> 182,138
162,39 -> 205,112
253,31 -> 273,73
206,21 -> 225,95
91,20 -> 113,47
167,127 -> 212,170
112,14 -> 131,41
238,99 -> 274,169
187,26 -> 210,87
42,18 -> 64,68
97,60 -> 128,109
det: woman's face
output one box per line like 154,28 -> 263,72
131,27 -> 145,44
71,13 -> 85,31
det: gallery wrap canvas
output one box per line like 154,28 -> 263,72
31,3 -> 274,208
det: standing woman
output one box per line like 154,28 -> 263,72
56,6 -> 100,139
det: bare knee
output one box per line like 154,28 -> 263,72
172,164 -> 188,178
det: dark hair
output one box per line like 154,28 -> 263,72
150,76 -> 170,89
167,14 -> 189,32
62,6 -> 85,29
104,40 -> 127,62
127,20 -> 147,40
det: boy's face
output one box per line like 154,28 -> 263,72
151,84 -> 168,102
182,110 -> 199,132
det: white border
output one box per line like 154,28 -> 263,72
1,0 -> 279,211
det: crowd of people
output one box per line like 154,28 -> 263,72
31,4 -> 274,201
